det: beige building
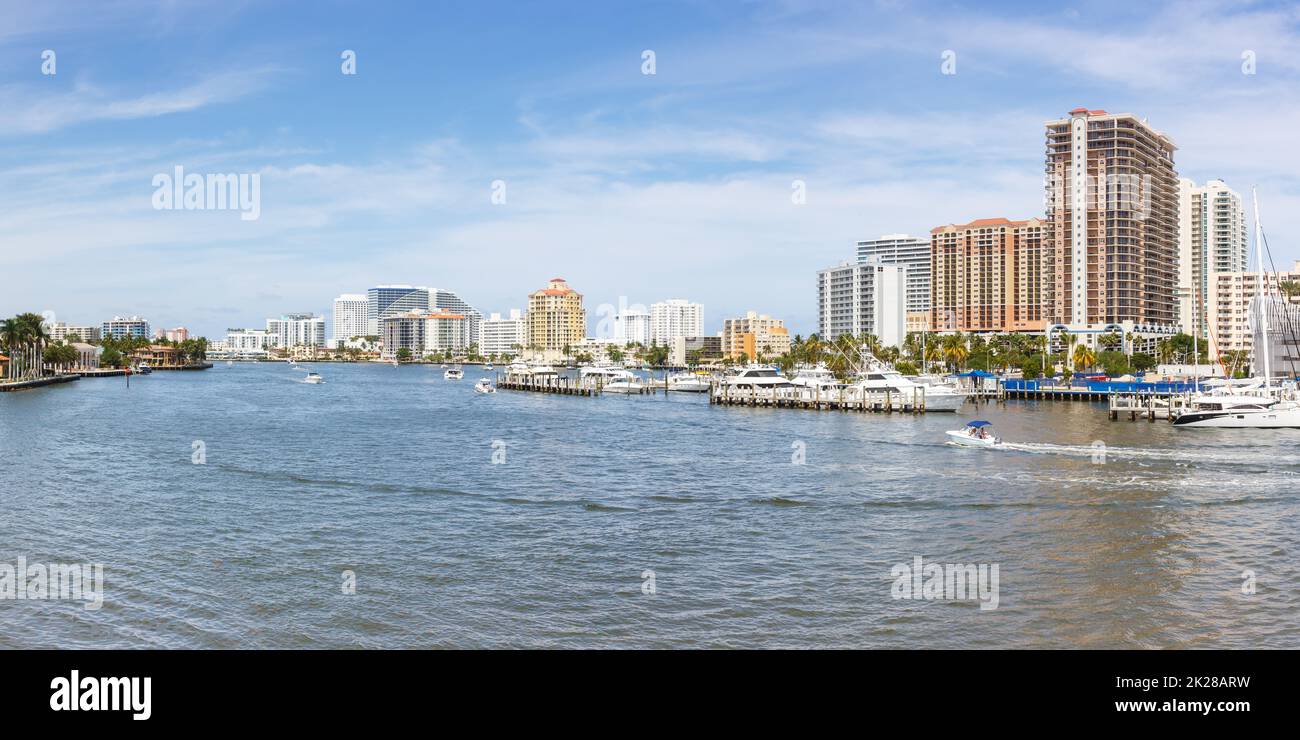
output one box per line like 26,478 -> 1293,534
722,311 -> 790,361
930,217 -> 1045,333
1206,261 -> 1300,364
526,278 -> 586,356
1044,108 -> 1179,331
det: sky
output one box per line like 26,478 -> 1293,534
3,0 -> 1300,339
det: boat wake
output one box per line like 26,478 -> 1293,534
997,441 -> 1300,467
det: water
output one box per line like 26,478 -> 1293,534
2,363 -> 1297,648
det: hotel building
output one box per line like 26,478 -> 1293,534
649,299 -> 704,345
102,316 -> 150,340
481,309 -> 526,357
367,285 -> 430,335
929,218 -> 1045,333
1043,109 -> 1179,336
614,309 -> 652,346
816,261 -> 906,346
266,313 -> 327,348
526,278 -> 586,356
1177,179 -> 1247,338
856,234 -> 931,332
332,294 -> 369,343
722,311 -> 791,361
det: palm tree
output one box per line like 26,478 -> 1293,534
0,318 -> 22,380
1072,343 -> 1096,372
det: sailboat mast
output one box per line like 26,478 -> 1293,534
1253,186 -> 1272,386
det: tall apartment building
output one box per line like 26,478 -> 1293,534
266,313 -> 326,348
816,261 -> 906,346
379,310 -> 471,359
102,316 -> 150,340
1177,179 -> 1247,338
49,322 -> 102,344
332,294 -> 369,343
481,310 -> 527,357
1044,108 -> 1179,331
614,309 -> 652,346
1206,261 -> 1300,372
722,311 -> 791,361
429,289 -> 483,349
855,234 -> 931,329
526,278 -> 585,354
367,285 -> 430,335
155,327 -> 189,342
649,299 -> 704,345
929,218 -> 1045,333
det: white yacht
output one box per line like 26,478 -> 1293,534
303,371 -> 324,384
850,368 -> 967,411
444,367 -> 464,380
484,362 -> 494,371
667,372 -> 711,393
721,366 -> 795,390
505,361 -> 557,377
604,375 -> 648,394
473,378 -> 496,394
788,364 -> 839,391
1173,394 -> 1300,428
580,365 -> 630,384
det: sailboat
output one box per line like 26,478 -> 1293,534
1175,188 -> 1300,428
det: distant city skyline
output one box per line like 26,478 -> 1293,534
4,1 -> 1300,338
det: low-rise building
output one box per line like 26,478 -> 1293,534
722,311 -> 790,361
669,335 -> 724,367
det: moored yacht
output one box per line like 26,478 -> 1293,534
721,365 -> 795,390
667,372 -> 711,393
850,368 -> 967,411
788,364 -> 839,391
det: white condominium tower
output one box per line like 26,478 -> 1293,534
266,313 -> 327,348
481,309 -> 527,357
649,299 -> 703,346
1177,179 -> 1247,338
855,235 -> 931,327
816,261 -> 906,346
615,309 -> 652,346
332,294 -> 369,343
429,288 -> 483,349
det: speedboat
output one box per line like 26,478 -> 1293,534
946,420 -> 1000,447
667,372 -> 711,393
474,378 -> 496,394
484,363 -> 494,371
303,371 -> 324,384
720,365 -> 795,390
135,363 -> 153,375
444,367 -> 464,380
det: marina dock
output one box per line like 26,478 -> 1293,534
497,373 -> 597,396
709,384 -> 930,413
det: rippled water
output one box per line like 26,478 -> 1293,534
2,363 -> 1297,648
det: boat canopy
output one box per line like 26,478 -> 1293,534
952,370 -> 998,378
965,420 -> 993,428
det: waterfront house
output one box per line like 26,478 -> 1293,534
70,343 -> 101,370
0,354 -> 8,378
131,345 -> 182,368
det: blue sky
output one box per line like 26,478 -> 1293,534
3,0 -> 1300,339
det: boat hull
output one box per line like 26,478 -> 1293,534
1173,407 -> 1300,428
920,393 -> 966,412
945,430 -> 999,447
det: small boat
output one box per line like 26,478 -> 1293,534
946,420 -> 999,448
484,363 -> 494,371
440,363 -> 448,369
604,377 -> 648,394
444,367 -> 464,380
136,363 -> 153,375
226,360 -> 234,367
474,378 -> 496,394
303,371 -> 324,384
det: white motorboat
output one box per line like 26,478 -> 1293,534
484,363 -> 494,371
444,367 -> 464,380
135,363 -> 153,375
303,371 -> 324,384
720,365 -> 795,389
473,378 -> 496,394
581,365 -> 634,386
604,377 -> 648,394
667,372 -> 711,393
851,368 -> 967,412
946,420 -> 1000,447
788,364 -> 839,391
1173,394 -> 1300,428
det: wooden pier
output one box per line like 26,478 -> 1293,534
709,384 -> 929,413
1107,391 -> 1193,422
496,373 -> 597,396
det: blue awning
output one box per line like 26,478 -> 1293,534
952,370 -> 998,378
965,420 -> 992,428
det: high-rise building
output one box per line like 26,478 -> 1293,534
1177,179 -> 1247,338
855,234 -> 931,329
379,310 -> 471,359
929,217 -> 1045,333
817,261 -> 906,346
1206,261 -> 1300,371
49,322 -> 102,344
722,311 -> 791,361
614,309 -> 652,346
154,327 -> 189,343
526,278 -> 585,355
266,314 -> 326,348
429,289 -> 483,350
102,316 -> 150,340
332,294 -> 369,343
367,285 -> 430,335
481,309 -> 527,357
649,299 -> 704,345
1044,108 -> 1179,331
